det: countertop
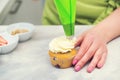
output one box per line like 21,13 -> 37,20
0,25 -> 120,80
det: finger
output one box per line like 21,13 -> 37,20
75,33 -> 84,47
87,47 -> 103,73
75,30 -> 89,47
0,43 -> 3,46
0,41 -> 5,46
0,42 -> 7,46
97,52 -> 107,68
73,34 -> 94,65
74,40 -> 99,72
0,36 -> 8,44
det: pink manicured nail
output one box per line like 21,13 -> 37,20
72,59 -> 78,65
87,67 -> 93,73
97,64 -> 103,68
75,66 -> 81,72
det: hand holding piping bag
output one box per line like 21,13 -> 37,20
54,0 -> 76,39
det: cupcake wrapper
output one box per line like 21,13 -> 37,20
49,49 -> 77,68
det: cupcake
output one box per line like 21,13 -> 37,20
48,36 -> 77,68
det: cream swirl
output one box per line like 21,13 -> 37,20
49,36 -> 76,53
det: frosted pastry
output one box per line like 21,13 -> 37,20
48,36 -> 77,68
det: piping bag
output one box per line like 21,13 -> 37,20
54,0 -> 76,39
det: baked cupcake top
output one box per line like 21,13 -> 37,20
49,36 -> 76,53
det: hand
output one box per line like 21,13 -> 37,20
0,36 -> 8,46
72,27 -> 108,73
72,8 -> 120,73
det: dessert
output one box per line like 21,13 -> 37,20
48,36 -> 77,68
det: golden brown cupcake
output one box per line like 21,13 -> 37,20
48,36 -> 77,68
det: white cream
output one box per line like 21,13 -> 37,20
49,36 -> 76,53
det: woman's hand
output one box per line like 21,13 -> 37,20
72,27 -> 108,73
72,8 -> 120,73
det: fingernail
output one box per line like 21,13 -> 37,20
97,64 -> 103,68
72,59 -> 78,65
87,67 -> 93,73
75,66 -> 81,72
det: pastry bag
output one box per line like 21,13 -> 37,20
54,0 -> 76,38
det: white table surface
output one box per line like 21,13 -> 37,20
0,25 -> 120,80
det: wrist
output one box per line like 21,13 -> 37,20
95,24 -> 120,43
95,8 -> 120,43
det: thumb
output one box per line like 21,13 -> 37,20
75,33 -> 85,47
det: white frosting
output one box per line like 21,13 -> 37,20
49,36 -> 76,53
